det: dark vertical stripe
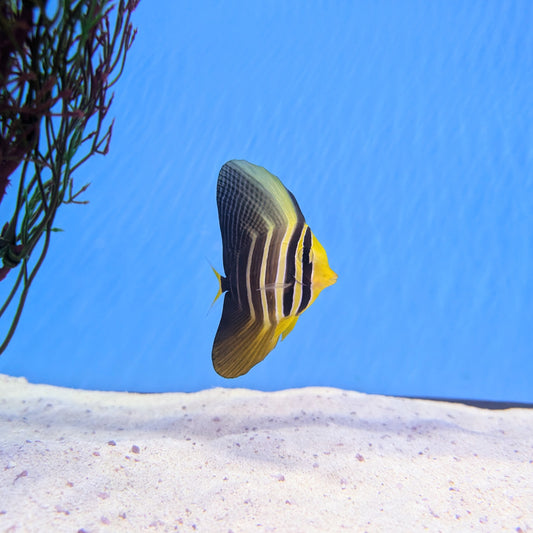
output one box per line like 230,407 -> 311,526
249,232 -> 267,321
283,221 -> 304,316
297,228 -> 313,314
235,233 -> 249,311
265,231 -> 280,323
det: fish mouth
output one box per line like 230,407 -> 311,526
321,269 -> 338,288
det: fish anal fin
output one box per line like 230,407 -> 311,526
213,294 -> 280,378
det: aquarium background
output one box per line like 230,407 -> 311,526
1,1 -> 532,402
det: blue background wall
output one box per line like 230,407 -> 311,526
1,1 -> 532,401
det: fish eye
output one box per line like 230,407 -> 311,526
297,246 -> 313,264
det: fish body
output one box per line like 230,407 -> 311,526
212,160 -> 337,378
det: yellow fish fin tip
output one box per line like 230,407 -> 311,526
211,266 -> 225,306
280,316 -> 299,341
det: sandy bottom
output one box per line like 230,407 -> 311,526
0,374 -> 532,532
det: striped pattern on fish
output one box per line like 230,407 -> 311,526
212,160 -> 337,378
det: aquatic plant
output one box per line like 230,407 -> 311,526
0,0 -> 138,354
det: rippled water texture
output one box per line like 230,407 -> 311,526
1,2 -> 531,401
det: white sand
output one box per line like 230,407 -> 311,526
0,374 -> 532,532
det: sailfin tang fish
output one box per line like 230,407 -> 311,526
212,160 -> 337,378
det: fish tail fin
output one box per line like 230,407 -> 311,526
211,265 -> 225,306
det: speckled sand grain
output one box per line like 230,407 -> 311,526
0,374 -> 532,532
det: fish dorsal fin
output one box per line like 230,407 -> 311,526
216,160 -> 304,278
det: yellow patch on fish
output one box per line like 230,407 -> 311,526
212,160 -> 337,378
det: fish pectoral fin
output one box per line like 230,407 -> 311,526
279,316 -> 299,341
257,282 -> 292,292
